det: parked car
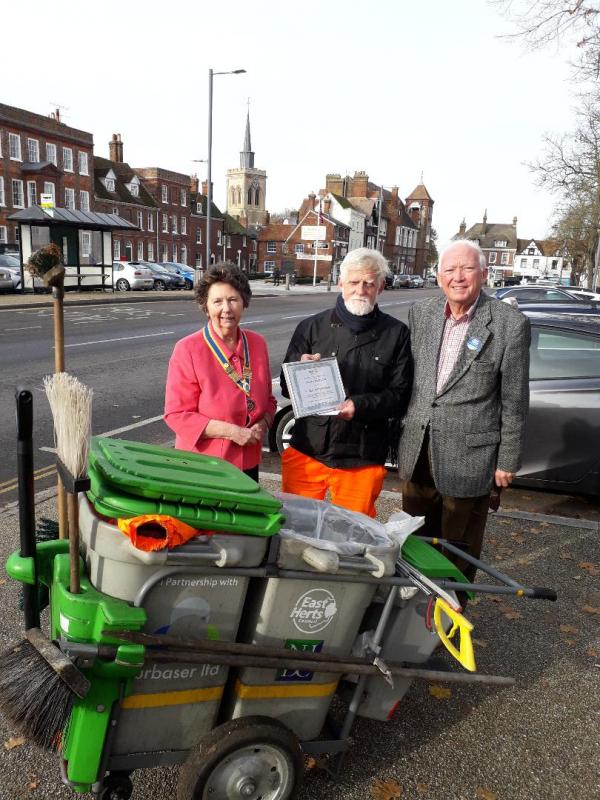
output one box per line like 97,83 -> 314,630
269,310 -> 600,496
565,287 -> 600,302
159,262 -> 194,289
494,285 -> 586,304
393,273 -> 411,288
112,261 -> 154,292
140,261 -> 186,291
408,274 -> 424,288
0,266 -> 14,292
384,274 -> 395,289
0,254 -> 22,290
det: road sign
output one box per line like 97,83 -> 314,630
301,225 -> 326,241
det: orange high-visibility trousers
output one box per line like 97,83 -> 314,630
281,446 -> 386,518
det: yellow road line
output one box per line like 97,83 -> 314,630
0,466 -> 56,495
121,685 -> 223,709
235,679 -> 338,700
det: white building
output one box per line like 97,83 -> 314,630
515,239 -> 570,283
319,192 -> 365,252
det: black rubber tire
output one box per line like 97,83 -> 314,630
275,409 -> 295,455
154,279 -> 167,291
177,716 -> 303,800
115,278 -> 130,292
185,279 -> 193,290
101,772 -> 133,800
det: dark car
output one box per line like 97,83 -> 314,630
494,285 -> 590,304
159,262 -> 195,290
141,261 -> 186,291
269,311 -> 600,497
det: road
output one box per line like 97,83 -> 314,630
0,288 -> 427,508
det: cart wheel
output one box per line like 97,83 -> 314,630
100,771 -> 133,800
177,716 -> 303,800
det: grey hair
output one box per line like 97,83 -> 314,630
339,247 -> 390,282
439,239 -> 487,271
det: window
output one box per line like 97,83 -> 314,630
27,181 -> 37,206
226,235 -> 231,248
501,252 -> 509,265
0,226 -> 6,243
520,258 -> 527,268
488,252 -> 496,264
394,226 -> 401,246
43,181 -> 55,203
137,241 -> 144,260
264,260 -> 275,271
113,207 -> 119,215
243,236 -> 246,247
217,230 -> 222,245
64,187 -> 75,209
148,213 -> 154,232
9,133 -> 21,160
173,244 -> 178,261
247,188 -> 253,205
113,239 -> 121,260
162,243 -> 169,261
294,243 -> 304,254
172,215 -> 178,234
81,232 -> 91,257
162,185 -> 168,203
137,211 -> 143,230
530,327 -> 600,380
196,228 -> 202,244
196,201 -> 202,214
195,257 -> 202,267
551,259 -> 559,269
62,147 -> 73,171
46,143 -> 57,165
148,241 -> 154,261
181,217 -> 187,235
254,187 -> 260,206
14,226 -> 20,244
105,177 -> 115,192
27,138 -> 40,162
0,177 -> 5,206
533,258 -> 540,268
181,245 -> 187,264
162,214 -> 168,233
80,190 -> 89,211
527,248 -> 535,255
78,151 -> 89,175
494,240 -> 507,248
128,182 -> 139,197
267,241 -> 277,253
12,179 -> 24,207
180,189 -> 187,206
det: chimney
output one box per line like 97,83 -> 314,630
481,209 -> 487,235
512,216 -> 518,228
325,173 -> 343,195
109,133 -> 124,163
190,174 -> 199,193
459,218 -> 466,236
201,180 -> 214,196
350,170 -> 368,198
391,185 -> 399,201
323,198 -> 332,216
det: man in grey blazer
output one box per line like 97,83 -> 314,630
398,240 -> 530,592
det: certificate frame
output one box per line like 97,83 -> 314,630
282,357 -> 346,419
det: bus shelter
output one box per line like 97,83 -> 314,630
8,206 -> 138,292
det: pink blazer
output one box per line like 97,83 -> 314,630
164,327 -> 276,471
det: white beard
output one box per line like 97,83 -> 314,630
345,297 -> 375,316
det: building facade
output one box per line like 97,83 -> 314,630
0,103 -> 94,253
226,112 -> 268,227
455,213 -> 518,281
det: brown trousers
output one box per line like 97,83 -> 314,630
400,431 -> 490,585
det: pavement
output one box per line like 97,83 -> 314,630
0,281 -> 341,310
0,478 -> 598,800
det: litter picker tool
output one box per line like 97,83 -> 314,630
44,373 -> 93,594
0,389 -> 90,749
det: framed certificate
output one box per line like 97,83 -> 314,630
282,357 -> 346,419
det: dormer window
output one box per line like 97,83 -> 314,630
494,240 -> 507,248
127,177 -> 140,197
105,177 -> 115,192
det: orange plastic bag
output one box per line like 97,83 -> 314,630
117,514 -> 211,551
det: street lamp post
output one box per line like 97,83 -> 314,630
206,67 -> 246,273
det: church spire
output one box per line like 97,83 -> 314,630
240,104 -> 254,169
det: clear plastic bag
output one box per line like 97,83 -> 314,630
276,492 -> 394,556
384,510 -> 425,549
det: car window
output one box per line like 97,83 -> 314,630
530,326 -> 600,380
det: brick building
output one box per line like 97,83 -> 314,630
406,181 -> 434,275
455,212 -> 518,281
94,134 -> 159,262
0,103 -> 94,252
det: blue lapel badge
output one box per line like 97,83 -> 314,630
466,337 -> 482,352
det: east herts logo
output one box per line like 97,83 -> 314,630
290,588 -> 338,634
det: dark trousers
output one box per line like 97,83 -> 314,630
243,465 -> 259,482
400,432 -> 490,591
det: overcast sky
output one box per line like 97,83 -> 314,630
3,0 -> 577,245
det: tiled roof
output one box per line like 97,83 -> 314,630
94,156 -> 157,208
331,193 -> 353,209
406,183 -> 432,201
457,222 -> 517,249
224,213 -> 250,235
191,193 -> 224,219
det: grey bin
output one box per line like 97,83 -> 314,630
78,496 -> 269,755
229,494 -> 399,740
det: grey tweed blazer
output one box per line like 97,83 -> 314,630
397,292 -> 530,497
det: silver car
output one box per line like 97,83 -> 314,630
112,261 -> 154,292
270,311 -> 600,497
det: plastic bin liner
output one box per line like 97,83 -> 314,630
276,492 -> 395,556
384,510 -> 425,549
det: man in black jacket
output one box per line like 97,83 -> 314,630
280,248 -> 412,517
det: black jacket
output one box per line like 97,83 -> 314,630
280,306 -> 413,468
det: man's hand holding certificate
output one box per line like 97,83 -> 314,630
281,356 -> 347,419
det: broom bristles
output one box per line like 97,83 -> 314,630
43,373 -> 93,479
0,639 -> 75,750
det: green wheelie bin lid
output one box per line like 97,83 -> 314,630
87,465 -> 284,537
89,437 -> 281,514
401,535 -> 469,584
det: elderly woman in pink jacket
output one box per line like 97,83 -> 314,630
164,263 -> 276,481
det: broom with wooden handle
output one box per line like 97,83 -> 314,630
0,389 -> 90,750
44,373 -> 93,594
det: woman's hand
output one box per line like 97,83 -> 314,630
300,353 -> 321,362
249,419 -> 269,440
229,424 -> 261,447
